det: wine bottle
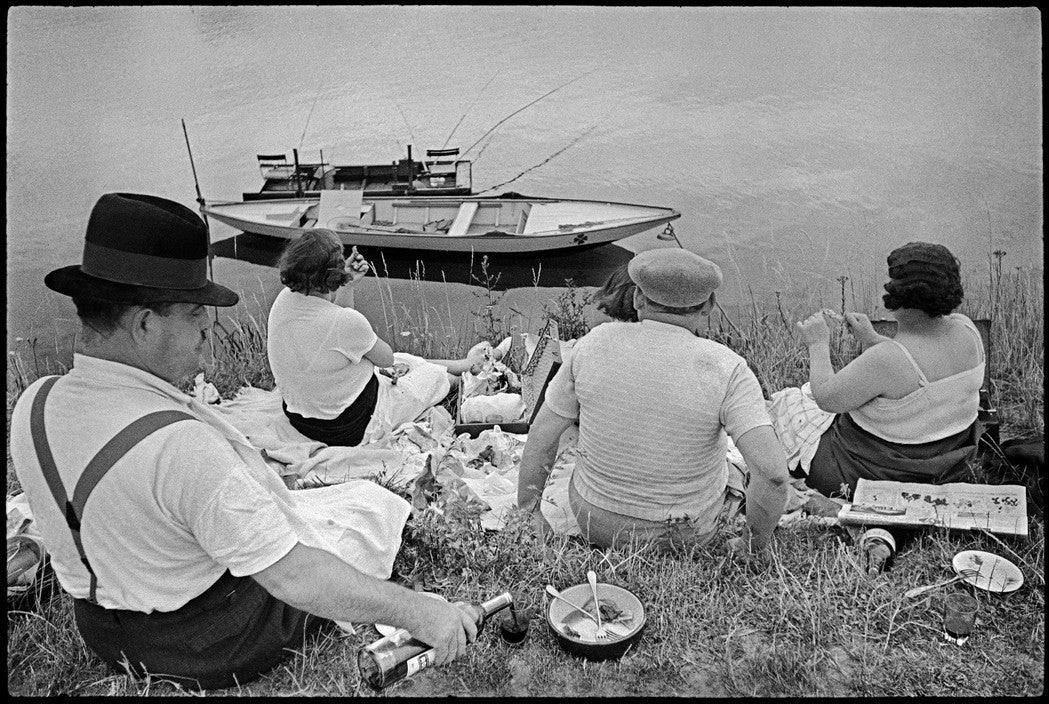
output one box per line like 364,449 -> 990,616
860,527 -> 896,575
358,592 -> 514,690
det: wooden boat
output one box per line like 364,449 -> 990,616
243,146 -> 472,201
202,191 -> 680,254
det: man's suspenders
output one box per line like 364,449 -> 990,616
28,376 -> 196,604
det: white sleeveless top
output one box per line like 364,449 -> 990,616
849,314 -> 984,444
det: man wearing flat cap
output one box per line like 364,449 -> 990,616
9,193 -> 478,689
518,248 -> 790,553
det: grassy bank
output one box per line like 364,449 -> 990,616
6,258 -> 1044,696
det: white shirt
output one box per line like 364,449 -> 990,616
543,320 -> 772,525
267,287 -> 378,419
9,355 -> 299,612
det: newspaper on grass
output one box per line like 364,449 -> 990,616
837,479 -> 1028,537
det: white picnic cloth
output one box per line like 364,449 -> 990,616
194,376 -> 836,535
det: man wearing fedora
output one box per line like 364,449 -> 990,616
9,193 -> 478,689
518,248 -> 790,554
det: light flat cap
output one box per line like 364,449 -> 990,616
627,248 -> 722,308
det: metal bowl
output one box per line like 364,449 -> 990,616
546,582 -> 645,661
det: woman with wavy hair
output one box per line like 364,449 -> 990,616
594,265 -> 639,323
267,229 -> 481,447
796,242 -> 984,498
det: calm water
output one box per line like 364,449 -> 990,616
6,6 -> 1042,360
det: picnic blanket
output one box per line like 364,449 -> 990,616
7,374 -> 840,601
205,376 -> 835,533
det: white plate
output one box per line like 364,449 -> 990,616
952,550 -> 1024,593
374,592 -> 448,637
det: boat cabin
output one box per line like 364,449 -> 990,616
243,147 -> 472,201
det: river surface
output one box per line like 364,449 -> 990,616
6,6 -> 1042,362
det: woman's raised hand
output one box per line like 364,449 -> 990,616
345,245 -> 370,284
842,311 -> 880,350
795,310 -> 832,346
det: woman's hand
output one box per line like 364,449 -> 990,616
843,311 -> 881,351
466,350 -> 488,376
795,311 -> 832,346
344,245 -> 370,284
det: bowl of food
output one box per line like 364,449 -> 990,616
545,582 -> 645,661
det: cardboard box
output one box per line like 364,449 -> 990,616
453,322 -> 562,438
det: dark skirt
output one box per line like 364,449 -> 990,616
283,374 -> 379,447
73,570 -> 331,690
806,413 -> 978,500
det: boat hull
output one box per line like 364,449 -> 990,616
203,196 -> 680,254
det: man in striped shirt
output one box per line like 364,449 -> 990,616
518,248 -> 790,555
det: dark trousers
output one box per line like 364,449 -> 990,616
73,570 -> 331,690
283,374 -> 379,447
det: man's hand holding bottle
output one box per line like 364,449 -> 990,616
403,594 -> 479,666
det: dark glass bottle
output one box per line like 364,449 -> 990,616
358,592 -> 514,690
861,527 -> 896,575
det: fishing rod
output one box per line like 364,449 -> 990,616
180,117 -> 219,338
298,78 -> 325,154
393,101 -> 416,146
296,78 -> 325,196
459,69 -> 599,160
476,125 -> 596,194
181,118 -> 212,278
441,68 -> 501,149
472,133 -> 498,163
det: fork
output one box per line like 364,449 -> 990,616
587,570 -> 611,640
545,584 -> 601,625
903,568 -> 979,599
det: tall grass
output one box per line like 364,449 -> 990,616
960,252 -> 1044,436
6,258 -> 1043,433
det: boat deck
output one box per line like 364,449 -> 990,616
248,161 -> 471,200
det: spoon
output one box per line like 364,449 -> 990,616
545,585 -> 600,625
903,569 -> 979,599
587,570 -> 610,640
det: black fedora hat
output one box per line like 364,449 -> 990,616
45,193 -> 238,306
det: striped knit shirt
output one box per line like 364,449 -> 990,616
544,320 -> 772,524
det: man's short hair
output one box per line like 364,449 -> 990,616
636,290 -> 713,316
72,296 -> 178,335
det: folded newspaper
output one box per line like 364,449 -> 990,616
837,479 -> 1028,537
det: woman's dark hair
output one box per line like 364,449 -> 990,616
72,297 -> 178,335
278,229 -> 350,295
595,266 -> 638,322
882,242 -> 963,317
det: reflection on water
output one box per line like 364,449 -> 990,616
209,235 -> 634,290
